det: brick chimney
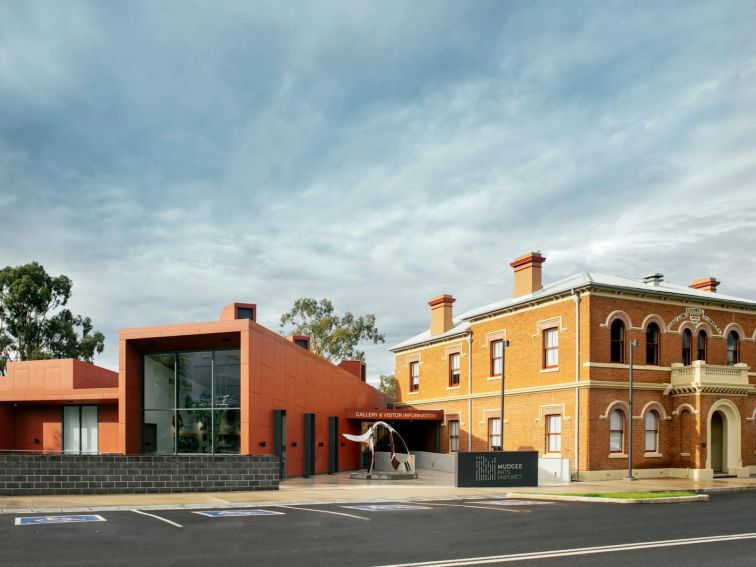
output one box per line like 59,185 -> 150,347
510,252 -> 546,298
428,294 -> 456,336
689,277 -> 720,293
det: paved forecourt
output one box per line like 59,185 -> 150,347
1,494 -> 755,566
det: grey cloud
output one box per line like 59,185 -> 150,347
1,0 -> 755,381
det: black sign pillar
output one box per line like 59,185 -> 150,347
273,409 -> 287,481
328,416 -> 339,474
304,413 -> 315,478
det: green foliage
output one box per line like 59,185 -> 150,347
546,491 -> 696,499
378,374 -> 397,399
280,298 -> 384,363
0,262 -> 105,373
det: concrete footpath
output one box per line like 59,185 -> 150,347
2,470 -> 756,513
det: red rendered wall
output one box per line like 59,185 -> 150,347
245,325 -> 387,476
0,404 -> 16,450
98,404 -> 119,454
14,406 -> 62,452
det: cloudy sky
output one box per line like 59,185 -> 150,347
1,1 -> 755,380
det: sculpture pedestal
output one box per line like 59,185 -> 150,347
350,470 -> 418,480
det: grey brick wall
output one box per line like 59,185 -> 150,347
0,454 -> 279,496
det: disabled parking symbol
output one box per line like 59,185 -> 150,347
193,509 -> 285,518
15,515 -> 107,526
341,504 -> 433,511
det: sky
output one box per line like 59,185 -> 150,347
1,0 -> 755,382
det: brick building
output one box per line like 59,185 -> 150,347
391,252 -> 756,480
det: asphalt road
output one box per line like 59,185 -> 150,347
1,493 -> 755,566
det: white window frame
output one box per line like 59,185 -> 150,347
545,414 -> 562,453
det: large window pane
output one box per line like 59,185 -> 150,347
143,410 -> 175,454
63,406 -> 81,454
143,348 -> 241,454
214,409 -> 241,454
214,350 -> 241,408
81,406 -> 98,454
144,354 -> 175,410
177,409 -> 213,453
178,352 -> 213,409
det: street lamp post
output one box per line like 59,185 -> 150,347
499,339 -> 510,452
625,339 -> 638,481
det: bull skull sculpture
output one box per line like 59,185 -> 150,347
343,421 -> 412,475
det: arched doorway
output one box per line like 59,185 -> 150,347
706,400 -> 741,475
710,411 -> 725,473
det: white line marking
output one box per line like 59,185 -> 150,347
372,532 -> 756,566
274,505 -> 370,521
343,504 -> 433,512
473,500 -> 552,507
131,509 -> 183,528
193,509 -> 285,517
414,502 -> 522,513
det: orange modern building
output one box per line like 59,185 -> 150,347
0,302 -> 387,479
392,252 -> 756,481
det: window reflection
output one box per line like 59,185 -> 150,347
142,349 -> 241,454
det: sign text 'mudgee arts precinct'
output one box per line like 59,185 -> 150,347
456,451 -> 539,487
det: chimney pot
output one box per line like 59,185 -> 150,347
428,294 -> 456,336
510,252 -> 546,298
689,277 -> 720,293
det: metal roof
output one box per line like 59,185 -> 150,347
390,272 -> 756,352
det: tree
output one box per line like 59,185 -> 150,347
378,374 -> 397,399
0,262 -> 105,374
280,298 -> 384,363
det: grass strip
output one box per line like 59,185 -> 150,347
541,491 -> 696,499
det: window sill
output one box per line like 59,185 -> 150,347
608,453 -> 628,459
407,391 -> 420,396
542,453 -> 563,459
540,367 -> 559,374
487,376 -> 502,381
679,452 -> 690,457
644,452 -> 663,458
446,385 -> 461,391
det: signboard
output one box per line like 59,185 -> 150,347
15,515 -> 106,526
346,409 -> 444,421
193,510 -> 284,518
455,451 -> 538,488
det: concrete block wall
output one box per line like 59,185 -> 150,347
0,454 -> 279,496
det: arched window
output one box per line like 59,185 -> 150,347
646,323 -> 660,365
726,331 -> 740,366
610,320 -> 625,363
644,410 -> 659,453
682,329 -> 692,365
697,330 -> 707,362
609,409 -> 625,453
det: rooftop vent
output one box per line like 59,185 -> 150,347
643,273 -> 664,286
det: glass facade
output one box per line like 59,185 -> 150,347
63,405 -> 99,454
142,349 -> 241,454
